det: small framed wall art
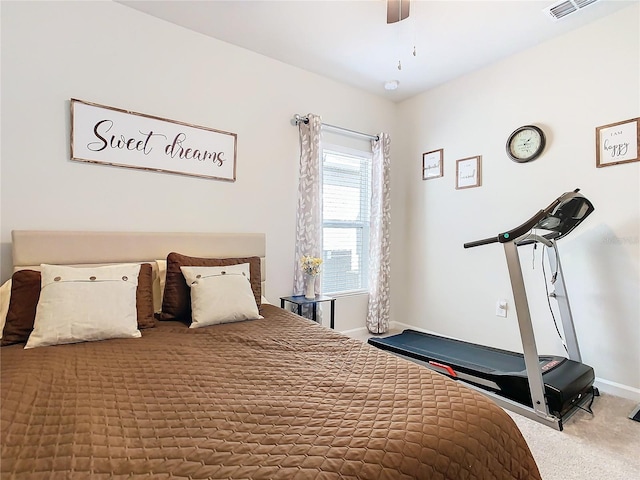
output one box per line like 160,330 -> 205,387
422,149 -> 444,180
456,156 -> 482,189
596,117 -> 639,168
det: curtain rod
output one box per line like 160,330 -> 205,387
292,114 -> 379,141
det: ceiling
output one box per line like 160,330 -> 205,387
117,0 -> 634,102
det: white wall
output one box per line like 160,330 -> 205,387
0,1 -> 396,332
2,1 -> 638,398
393,4 -> 640,399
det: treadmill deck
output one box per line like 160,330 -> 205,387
368,329 -> 595,417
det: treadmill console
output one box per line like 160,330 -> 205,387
464,189 -> 594,248
534,191 -> 594,241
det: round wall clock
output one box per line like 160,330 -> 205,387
506,125 -> 546,163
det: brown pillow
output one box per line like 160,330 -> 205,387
160,252 -> 262,322
1,270 -> 41,346
1,263 -> 155,346
136,263 -> 155,329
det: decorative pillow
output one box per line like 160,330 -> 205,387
0,279 -> 13,339
160,252 -> 261,322
25,264 -> 143,349
1,263 -> 155,347
1,270 -> 41,346
154,259 -> 168,313
136,263 -> 156,329
183,262 -> 251,281
180,265 -> 262,328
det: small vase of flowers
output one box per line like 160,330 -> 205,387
300,255 -> 322,300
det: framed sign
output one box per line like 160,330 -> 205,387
70,99 -> 237,181
596,117 -> 639,168
455,156 -> 482,189
422,149 -> 443,180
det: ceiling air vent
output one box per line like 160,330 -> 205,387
543,0 -> 600,21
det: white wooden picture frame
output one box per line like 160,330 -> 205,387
71,99 -> 237,181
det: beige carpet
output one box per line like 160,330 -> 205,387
508,393 -> 639,480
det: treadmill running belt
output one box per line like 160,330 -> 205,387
370,329 -> 543,374
376,330 -> 526,373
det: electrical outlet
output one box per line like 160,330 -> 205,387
496,299 -> 507,317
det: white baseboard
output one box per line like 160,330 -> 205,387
341,321 -> 447,336
594,378 -> 640,402
341,322 -> 443,337
390,321 -> 464,340
338,326 -> 368,336
390,320 -> 432,334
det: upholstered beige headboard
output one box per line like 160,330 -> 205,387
12,230 -> 266,288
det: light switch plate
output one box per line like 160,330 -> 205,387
496,299 -> 507,317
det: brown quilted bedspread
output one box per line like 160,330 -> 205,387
1,305 -> 540,479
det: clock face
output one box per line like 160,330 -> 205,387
507,126 -> 545,162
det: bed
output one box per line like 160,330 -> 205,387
1,231 -> 541,479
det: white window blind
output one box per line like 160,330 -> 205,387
321,146 -> 372,294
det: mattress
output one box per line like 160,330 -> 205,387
1,305 -> 541,479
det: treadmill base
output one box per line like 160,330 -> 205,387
384,348 -> 597,431
368,330 -> 596,430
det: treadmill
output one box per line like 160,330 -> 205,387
369,189 -> 597,430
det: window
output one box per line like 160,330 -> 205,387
321,145 -> 372,294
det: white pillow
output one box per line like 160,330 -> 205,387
180,265 -> 262,329
25,264 -> 142,349
0,279 -> 12,339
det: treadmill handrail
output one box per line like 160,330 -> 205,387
463,236 -> 500,249
463,209 -> 548,249
464,189 -> 579,249
496,208 -> 549,244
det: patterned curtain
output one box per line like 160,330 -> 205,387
367,133 -> 391,333
293,114 -> 323,297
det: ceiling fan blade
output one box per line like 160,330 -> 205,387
387,0 -> 410,24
